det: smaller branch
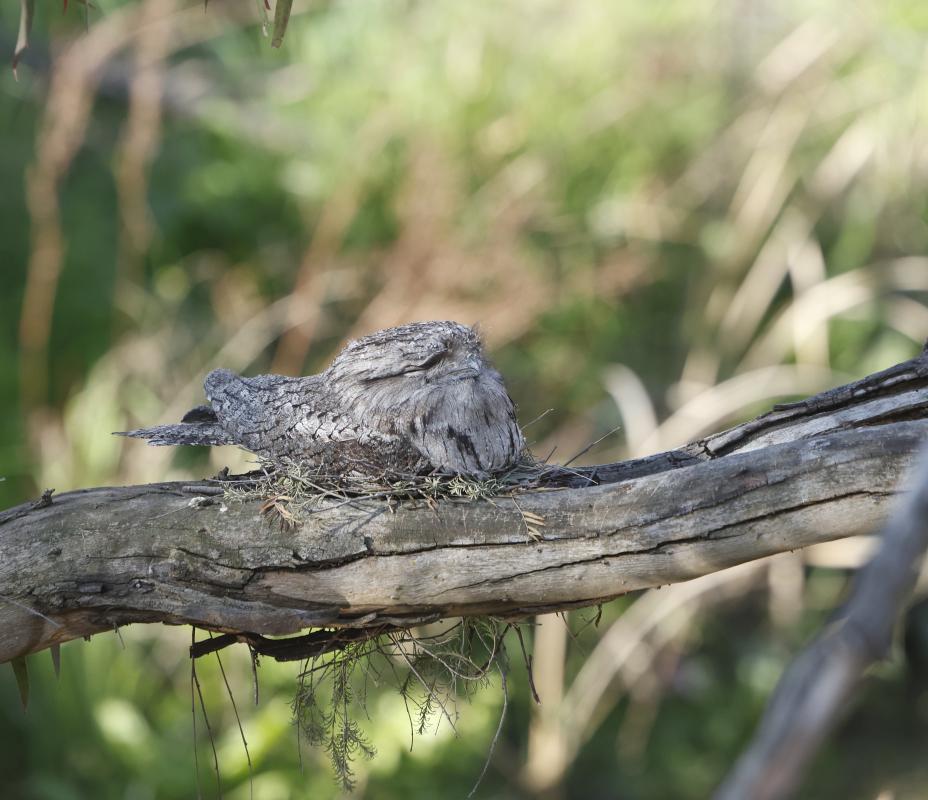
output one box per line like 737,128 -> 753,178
189,626 -> 399,662
715,444 -> 928,800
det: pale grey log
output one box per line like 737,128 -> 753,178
1,353 -> 927,664
0,421 -> 922,664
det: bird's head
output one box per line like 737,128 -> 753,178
327,321 -> 491,387
327,320 -> 524,474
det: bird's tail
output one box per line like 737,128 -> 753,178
115,405 -> 232,447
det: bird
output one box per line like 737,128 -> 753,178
117,321 -> 526,477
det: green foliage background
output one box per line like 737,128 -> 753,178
2,1 -> 928,798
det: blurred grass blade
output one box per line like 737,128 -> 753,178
255,0 -> 270,37
51,644 -> 61,679
13,0 -> 35,80
272,0 -> 293,48
11,657 -> 29,710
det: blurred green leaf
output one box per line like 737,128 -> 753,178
255,0 -> 269,37
11,656 -> 29,710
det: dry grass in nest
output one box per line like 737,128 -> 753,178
220,455 -> 558,526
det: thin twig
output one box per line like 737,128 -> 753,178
212,641 -> 253,800
562,425 -> 622,467
388,632 -> 459,735
250,647 -> 259,706
192,645 -> 223,799
514,625 -> 540,704
295,657 -> 308,773
521,408 -> 554,429
190,628 -> 202,800
467,664 -> 508,800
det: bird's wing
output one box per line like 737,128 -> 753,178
204,369 -> 328,460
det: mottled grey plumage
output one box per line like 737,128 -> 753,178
118,321 -> 525,476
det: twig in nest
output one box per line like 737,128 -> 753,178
221,456 -> 552,527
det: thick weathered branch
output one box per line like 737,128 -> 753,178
1,354 -> 927,664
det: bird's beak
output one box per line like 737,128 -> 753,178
451,356 -> 481,379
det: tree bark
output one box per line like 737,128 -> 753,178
2,354 -> 927,664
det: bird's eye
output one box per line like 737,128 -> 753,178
414,350 -> 446,371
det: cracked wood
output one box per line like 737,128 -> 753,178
1,353 -> 927,663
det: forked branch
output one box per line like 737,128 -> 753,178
715,444 -> 928,800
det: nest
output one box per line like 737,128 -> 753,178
216,454 -> 578,539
